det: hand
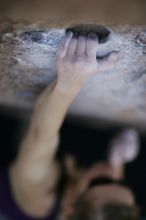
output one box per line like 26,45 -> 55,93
55,31 -> 118,95
108,129 -> 140,166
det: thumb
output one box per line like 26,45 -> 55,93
97,51 -> 119,72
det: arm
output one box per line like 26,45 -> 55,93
9,31 -> 118,217
9,79 -> 77,217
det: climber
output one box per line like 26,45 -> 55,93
0,31 -> 140,220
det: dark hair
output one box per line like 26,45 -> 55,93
71,201 -> 140,220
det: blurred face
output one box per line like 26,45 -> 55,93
83,183 -> 135,209
61,127 -> 139,220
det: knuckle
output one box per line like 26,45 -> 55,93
86,52 -> 95,59
73,60 -> 83,68
65,58 -> 71,65
74,55 -> 84,62
87,47 -> 95,53
60,42 -> 66,49
86,56 -> 94,63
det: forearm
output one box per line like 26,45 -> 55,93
12,79 -> 78,182
14,78 -> 76,167
29,79 -> 77,143
17,79 -> 75,161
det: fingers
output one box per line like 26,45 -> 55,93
98,52 -> 118,72
75,34 -> 87,56
86,33 -> 98,58
66,36 -> 78,57
57,32 -> 98,60
56,31 -> 73,60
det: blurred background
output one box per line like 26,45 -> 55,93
0,108 -> 145,215
0,0 -> 146,26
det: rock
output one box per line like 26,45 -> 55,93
0,21 -> 146,131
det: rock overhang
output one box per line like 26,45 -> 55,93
0,1 -> 146,131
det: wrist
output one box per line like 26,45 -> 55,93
55,80 -> 81,100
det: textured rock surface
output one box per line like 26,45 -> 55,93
0,20 -> 146,131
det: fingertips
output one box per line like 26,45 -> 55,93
86,32 -> 98,57
88,32 -> 98,40
66,36 -> 78,57
76,34 -> 87,56
60,31 -> 73,51
63,31 -> 73,45
56,31 -> 73,60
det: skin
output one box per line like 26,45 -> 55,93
8,31 -> 138,219
58,131 -> 139,220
